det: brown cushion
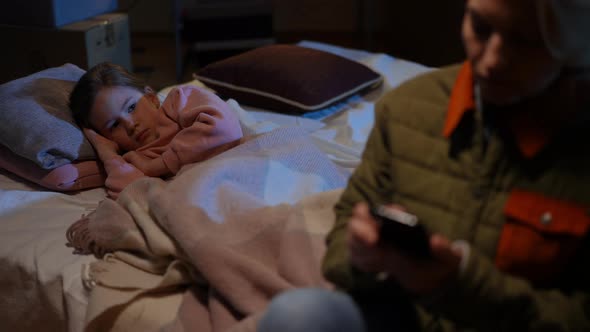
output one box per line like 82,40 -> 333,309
195,44 -> 383,114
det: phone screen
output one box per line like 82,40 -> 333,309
370,205 -> 432,259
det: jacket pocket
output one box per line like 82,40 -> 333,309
495,189 -> 590,286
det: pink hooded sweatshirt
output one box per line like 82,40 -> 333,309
101,85 -> 243,198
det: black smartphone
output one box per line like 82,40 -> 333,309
370,205 -> 432,259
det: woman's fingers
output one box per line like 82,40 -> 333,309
430,234 -> 462,265
349,215 -> 379,245
347,202 -> 384,272
347,202 -> 465,295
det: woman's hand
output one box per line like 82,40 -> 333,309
84,128 -> 119,161
347,202 -> 463,296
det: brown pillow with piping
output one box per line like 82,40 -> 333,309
195,44 -> 383,114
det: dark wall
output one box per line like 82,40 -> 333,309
375,0 -> 466,67
273,0 -> 466,67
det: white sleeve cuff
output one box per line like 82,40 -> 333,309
451,239 -> 471,275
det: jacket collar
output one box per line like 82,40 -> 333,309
443,61 -> 556,159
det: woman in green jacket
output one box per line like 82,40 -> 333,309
259,0 -> 590,331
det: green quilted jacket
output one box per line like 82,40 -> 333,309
322,64 -> 590,331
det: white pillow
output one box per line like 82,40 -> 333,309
0,64 -> 96,169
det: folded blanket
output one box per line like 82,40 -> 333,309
66,127 -> 348,331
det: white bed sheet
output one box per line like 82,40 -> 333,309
0,41 -> 430,332
0,174 -> 103,332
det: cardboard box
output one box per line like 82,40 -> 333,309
0,13 -> 132,83
0,0 -> 118,27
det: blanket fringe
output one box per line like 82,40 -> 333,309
66,214 -> 110,258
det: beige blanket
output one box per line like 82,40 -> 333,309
67,128 -> 347,332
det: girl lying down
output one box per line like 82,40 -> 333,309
69,62 -> 244,198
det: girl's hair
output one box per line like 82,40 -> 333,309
69,62 -> 145,128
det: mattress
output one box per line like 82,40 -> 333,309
0,41 -> 430,331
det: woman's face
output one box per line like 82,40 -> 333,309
89,86 -> 161,152
462,0 -> 564,106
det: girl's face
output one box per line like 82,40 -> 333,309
462,0 -> 564,105
89,85 -> 161,152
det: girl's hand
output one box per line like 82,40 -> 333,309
84,128 -> 119,161
347,202 -> 463,296
123,152 -> 169,177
